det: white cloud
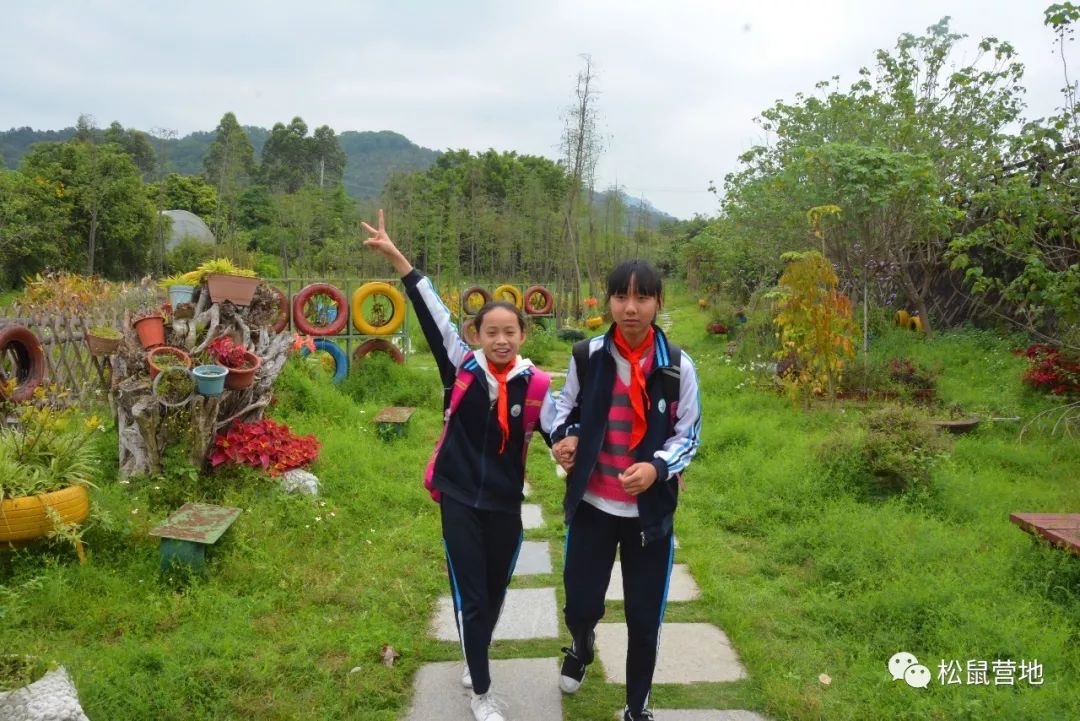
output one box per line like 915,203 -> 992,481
0,0 -> 1068,218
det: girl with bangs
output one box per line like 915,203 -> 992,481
550,259 -> 702,721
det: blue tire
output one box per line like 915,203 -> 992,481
302,338 -> 348,384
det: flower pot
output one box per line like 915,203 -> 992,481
192,364 -> 228,396
133,314 -> 165,348
206,274 -> 260,306
168,284 -> 196,306
0,485 -> 89,543
225,351 -> 262,390
85,331 -> 120,356
152,366 -> 195,407
146,345 -> 192,379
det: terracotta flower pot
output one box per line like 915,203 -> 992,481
86,332 -> 120,356
133,314 -> 165,348
206,274 -> 261,307
146,345 -> 192,379
0,485 -> 89,543
225,351 -> 262,390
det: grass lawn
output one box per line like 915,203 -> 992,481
2,292 -> 1079,720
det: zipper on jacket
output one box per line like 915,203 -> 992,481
476,403 -> 492,507
641,530 -> 647,547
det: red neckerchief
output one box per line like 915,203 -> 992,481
487,358 -> 517,453
612,325 -> 654,450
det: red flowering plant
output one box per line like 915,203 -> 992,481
207,336 -> 253,369
209,418 -> 320,475
1016,344 -> 1080,396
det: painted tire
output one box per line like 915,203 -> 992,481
0,485 -> 89,542
0,324 -> 46,402
351,282 -> 406,335
895,310 -> 910,329
301,339 -> 348,384
352,338 -> 405,366
461,287 -> 492,316
523,285 -> 553,315
493,284 -> 523,309
270,286 -> 290,334
292,283 -> 348,336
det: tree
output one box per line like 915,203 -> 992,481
20,136 -> 156,279
311,125 -> 347,189
103,121 -> 157,178
261,117 -> 311,193
560,54 -> 604,298
204,112 -> 256,245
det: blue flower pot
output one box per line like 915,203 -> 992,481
192,364 -> 228,396
169,285 -> 196,306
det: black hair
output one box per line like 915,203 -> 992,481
606,259 -> 663,304
472,301 -> 527,332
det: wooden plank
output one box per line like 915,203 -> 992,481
150,502 -> 242,544
1010,513 -> 1080,556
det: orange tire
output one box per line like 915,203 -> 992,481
0,324 -> 46,402
292,283 -> 348,336
270,286 -> 290,334
523,285 -> 553,315
352,338 -> 404,365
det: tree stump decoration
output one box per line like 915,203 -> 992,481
113,282 -> 294,477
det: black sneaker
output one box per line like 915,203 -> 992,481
622,707 -> 655,721
558,629 -> 594,694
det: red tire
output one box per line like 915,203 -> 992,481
352,338 -> 404,365
461,287 -> 492,316
523,285 -> 553,315
0,325 -> 46,402
270,286 -> 290,334
292,283 -> 348,336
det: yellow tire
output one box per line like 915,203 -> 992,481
493,284 -> 523,309
0,485 -> 89,542
910,315 -> 923,333
352,282 -> 406,335
586,316 -> 604,330
895,310 -> 910,328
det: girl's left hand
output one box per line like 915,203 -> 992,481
619,462 -> 658,496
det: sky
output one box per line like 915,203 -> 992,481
0,0 -> 1069,219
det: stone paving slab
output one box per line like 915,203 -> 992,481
606,563 -> 700,602
432,588 -> 559,641
523,481 -> 532,497
632,712 -> 769,721
521,503 -> 544,529
513,541 -> 552,576
404,657 -> 561,721
595,623 -> 747,684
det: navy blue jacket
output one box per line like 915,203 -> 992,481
404,270 -> 553,513
549,324 -> 701,545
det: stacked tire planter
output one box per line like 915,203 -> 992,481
284,279 -> 409,383
455,284 -> 557,340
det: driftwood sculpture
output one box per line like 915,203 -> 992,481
113,283 -> 293,477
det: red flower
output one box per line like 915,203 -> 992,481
210,419 -> 320,475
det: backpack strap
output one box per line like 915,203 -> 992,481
572,339 -> 591,395
424,351 -> 477,502
521,368 -> 551,445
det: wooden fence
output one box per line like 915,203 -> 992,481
0,305 -> 124,405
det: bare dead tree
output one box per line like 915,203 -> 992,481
561,54 -> 604,301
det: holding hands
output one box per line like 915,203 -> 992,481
552,436 -> 657,496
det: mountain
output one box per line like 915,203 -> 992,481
1,124 -> 439,200
1,125 -> 675,222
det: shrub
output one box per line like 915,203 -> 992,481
339,353 -> 438,408
1017,344 -> 1080,396
210,419 -> 319,475
821,405 -> 949,499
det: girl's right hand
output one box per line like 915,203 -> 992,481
361,209 -> 413,276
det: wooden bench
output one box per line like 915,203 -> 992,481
150,502 -> 241,573
1009,513 -> 1080,557
373,406 -> 416,441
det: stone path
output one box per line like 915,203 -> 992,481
404,499 -> 769,721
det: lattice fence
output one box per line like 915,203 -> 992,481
0,305 -> 124,405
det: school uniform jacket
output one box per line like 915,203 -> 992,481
547,324 -> 702,545
403,270 -> 554,514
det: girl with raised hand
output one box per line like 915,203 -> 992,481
362,210 -> 553,721
549,259 -> 702,721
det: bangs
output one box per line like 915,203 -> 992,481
606,259 -> 663,299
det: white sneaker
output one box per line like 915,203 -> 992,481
470,690 -> 507,721
462,662 -> 473,689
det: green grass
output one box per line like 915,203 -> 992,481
2,293 -> 1079,719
